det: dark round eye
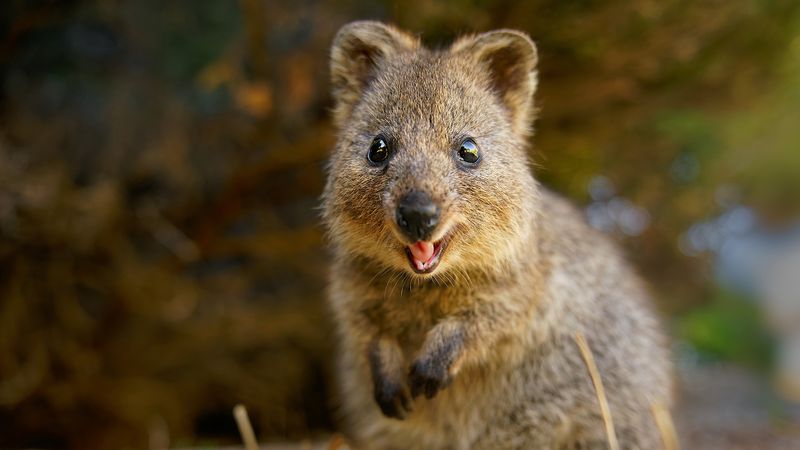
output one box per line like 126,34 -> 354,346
368,136 -> 389,164
457,138 -> 480,164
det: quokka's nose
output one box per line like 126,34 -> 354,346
396,191 -> 440,242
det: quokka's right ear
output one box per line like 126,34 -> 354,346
330,21 -> 419,126
451,30 -> 538,135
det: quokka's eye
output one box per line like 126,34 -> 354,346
368,136 -> 390,164
457,138 -> 480,165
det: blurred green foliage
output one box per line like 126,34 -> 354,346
679,289 -> 775,370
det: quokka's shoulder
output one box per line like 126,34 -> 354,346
534,188 -> 629,262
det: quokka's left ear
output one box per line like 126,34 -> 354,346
451,30 -> 539,135
330,21 -> 419,127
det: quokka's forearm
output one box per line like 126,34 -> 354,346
408,296 -> 536,397
368,334 -> 413,419
438,297 -> 534,365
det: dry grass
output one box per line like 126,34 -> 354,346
575,332 -> 680,450
233,404 -> 260,450
227,334 -> 679,450
230,405 -> 347,450
652,402 -> 680,450
575,332 -> 620,450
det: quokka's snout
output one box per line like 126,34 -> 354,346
381,150 -> 454,248
391,189 -> 450,275
378,155 -> 456,274
395,190 -> 440,242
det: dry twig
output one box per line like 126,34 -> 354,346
574,332 -> 620,450
651,402 -> 680,450
233,404 -> 260,450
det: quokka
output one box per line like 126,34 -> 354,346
322,21 -> 673,449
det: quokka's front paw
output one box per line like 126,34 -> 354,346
374,376 -> 413,419
409,321 -> 464,399
409,355 -> 454,399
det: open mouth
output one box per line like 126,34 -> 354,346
405,236 -> 449,274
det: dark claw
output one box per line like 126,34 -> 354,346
374,379 -> 413,419
409,358 -> 452,399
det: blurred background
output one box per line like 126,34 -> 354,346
1,0 -> 799,448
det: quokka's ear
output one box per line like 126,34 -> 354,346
330,21 -> 419,125
452,30 -> 538,134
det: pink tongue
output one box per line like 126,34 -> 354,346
409,241 -> 435,263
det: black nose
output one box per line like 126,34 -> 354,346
396,191 -> 440,242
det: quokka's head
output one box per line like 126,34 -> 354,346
323,21 -> 541,279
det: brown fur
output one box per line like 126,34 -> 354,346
322,21 -> 673,449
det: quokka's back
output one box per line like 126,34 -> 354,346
322,20 -> 673,450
